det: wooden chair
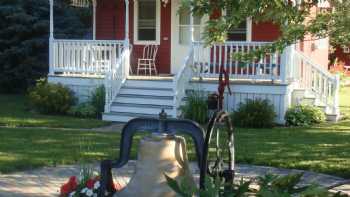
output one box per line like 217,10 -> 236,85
137,45 -> 158,76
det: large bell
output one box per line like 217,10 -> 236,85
115,134 -> 195,197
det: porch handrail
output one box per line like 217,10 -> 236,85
51,39 -> 124,76
173,47 -> 195,117
291,49 -> 340,114
192,41 -> 282,81
104,46 -> 130,113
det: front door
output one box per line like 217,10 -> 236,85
171,0 -> 206,74
130,0 -> 171,74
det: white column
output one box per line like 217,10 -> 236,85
92,0 -> 97,40
189,8 -> 194,44
333,74 -> 340,115
124,0 -> 130,76
124,0 -> 129,42
49,0 -> 54,75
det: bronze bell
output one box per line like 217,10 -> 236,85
115,134 -> 195,197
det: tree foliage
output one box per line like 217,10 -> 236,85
0,0 -> 91,93
181,0 -> 350,61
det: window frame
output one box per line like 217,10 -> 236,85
133,0 -> 161,45
178,8 -> 202,45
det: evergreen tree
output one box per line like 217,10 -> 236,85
0,0 -> 91,93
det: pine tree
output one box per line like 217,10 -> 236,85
0,0 -> 91,93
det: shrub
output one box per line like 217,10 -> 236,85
181,91 -> 208,124
90,85 -> 105,118
28,79 -> 76,114
231,99 -> 276,128
285,104 -> 326,127
68,103 -> 97,118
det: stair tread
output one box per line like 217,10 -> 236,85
117,94 -> 174,100
104,111 -> 173,118
122,86 -> 173,91
112,102 -> 173,109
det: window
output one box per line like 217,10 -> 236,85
179,8 -> 201,45
227,21 -> 247,41
226,9 -> 249,41
343,46 -> 350,54
134,0 -> 160,44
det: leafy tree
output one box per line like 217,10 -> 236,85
0,0 -> 91,93
181,0 -> 350,61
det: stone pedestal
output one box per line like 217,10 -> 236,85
115,134 -> 194,197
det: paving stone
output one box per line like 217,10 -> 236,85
0,162 -> 349,197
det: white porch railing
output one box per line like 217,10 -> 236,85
51,39 -> 124,76
173,47 -> 195,117
104,46 -> 130,113
193,41 -> 282,81
289,48 -> 340,114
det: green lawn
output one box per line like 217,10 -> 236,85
0,94 -> 109,129
0,87 -> 349,179
0,127 -> 122,173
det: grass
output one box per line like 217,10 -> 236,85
0,127 -> 120,173
0,124 -> 349,178
0,94 -> 109,129
0,87 -> 348,179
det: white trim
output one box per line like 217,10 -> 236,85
133,0 -> 161,45
343,46 -> 350,54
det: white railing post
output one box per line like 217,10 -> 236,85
49,0 -> 54,75
280,46 -> 291,83
333,74 -> 340,115
92,0 -> 97,40
124,39 -> 130,77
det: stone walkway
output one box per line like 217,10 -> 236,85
0,161 -> 349,197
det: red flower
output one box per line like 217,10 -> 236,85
86,179 -> 95,189
60,176 -> 78,196
60,183 -> 71,196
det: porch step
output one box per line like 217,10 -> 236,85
110,102 -> 173,115
103,112 -> 174,123
125,78 -> 173,88
103,78 -> 176,122
119,87 -> 173,97
115,94 -> 173,106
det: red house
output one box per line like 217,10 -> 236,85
47,0 -> 341,123
333,46 -> 350,74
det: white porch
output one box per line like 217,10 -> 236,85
47,40 -> 341,123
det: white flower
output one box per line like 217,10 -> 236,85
81,187 -> 88,193
94,181 -> 100,189
69,191 -> 76,197
86,189 -> 93,197
93,194 -> 98,197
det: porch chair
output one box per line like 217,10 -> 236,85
137,45 -> 158,76
83,45 -> 111,74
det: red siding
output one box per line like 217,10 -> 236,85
252,22 -> 281,42
96,0 -> 171,74
335,46 -> 350,66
